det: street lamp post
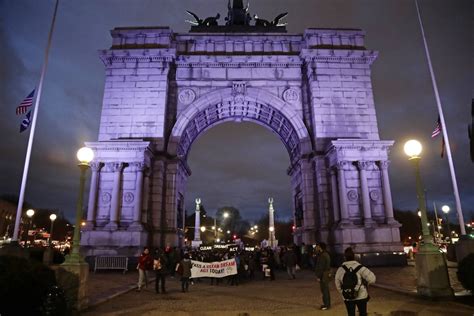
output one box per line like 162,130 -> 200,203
49,214 -> 57,246
43,213 -> 57,266
442,205 -> 452,244
24,209 -> 35,248
404,140 -> 453,297
64,147 -> 94,264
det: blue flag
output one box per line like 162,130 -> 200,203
20,111 -> 32,133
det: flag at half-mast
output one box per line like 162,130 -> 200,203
431,115 -> 445,157
16,89 -> 35,115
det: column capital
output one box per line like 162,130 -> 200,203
357,161 -> 372,171
106,162 -> 125,172
379,160 -> 391,170
132,162 -> 147,172
89,162 -> 103,172
335,161 -> 350,170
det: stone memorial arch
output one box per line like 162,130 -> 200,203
81,3 -> 402,260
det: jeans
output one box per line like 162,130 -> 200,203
287,265 -> 296,279
320,279 -> 330,307
155,271 -> 166,293
344,298 -> 368,316
181,277 -> 190,292
138,269 -> 148,289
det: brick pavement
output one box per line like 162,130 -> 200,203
84,269 -> 474,315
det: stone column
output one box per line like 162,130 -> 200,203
380,160 -> 397,224
129,162 -> 146,231
194,198 -> 201,242
358,161 -> 375,227
268,197 -> 277,248
84,162 -> 102,230
106,162 -> 124,230
336,161 -> 351,226
330,168 -> 340,224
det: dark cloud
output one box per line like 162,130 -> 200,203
0,0 -> 472,224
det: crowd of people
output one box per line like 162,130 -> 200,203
135,243 -> 376,316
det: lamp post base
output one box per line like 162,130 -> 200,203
55,261 -> 89,311
415,243 -> 453,298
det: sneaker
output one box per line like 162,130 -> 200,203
320,305 -> 328,310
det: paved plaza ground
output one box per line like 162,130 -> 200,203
83,268 -> 474,316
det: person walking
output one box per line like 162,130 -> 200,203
314,242 -> 331,310
153,248 -> 168,294
177,253 -> 192,292
335,247 -> 376,316
136,247 -> 153,292
283,245 -> 297,279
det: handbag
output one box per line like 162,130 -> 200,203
295,264 -> 301,271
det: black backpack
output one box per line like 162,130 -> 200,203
341,264 -> 363,300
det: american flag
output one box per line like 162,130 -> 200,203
15,89 -> 35,115
431,116 -> 441,138
20,111 -> 32,133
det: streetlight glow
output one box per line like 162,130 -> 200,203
200,226 -> 206,232
223,212 -> 229,218
404,139 -> 422,158
49,214 -> 57,221
269,226 -> 274,232
441,205 -> 450,214
26,209 -> 35,218
76,147 -> 94,165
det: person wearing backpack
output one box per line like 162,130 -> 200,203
314,242 -> 331,310
335,247 -> 376,316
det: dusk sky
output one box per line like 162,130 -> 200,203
0,0 -> 472,224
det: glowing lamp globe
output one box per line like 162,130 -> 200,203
77,147 -> 94,164
200,226 -> 206,232
442,205 -> 450,214
404,140 -> 422,158
269,226 -> 275,232
223,212 -> 229,218
26,209 -> 35,218
49,214 -> 57,221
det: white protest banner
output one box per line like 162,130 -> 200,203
191,259 -> 238,278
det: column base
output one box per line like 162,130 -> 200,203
364,219 -> 377,228
386,217 -> 401,227
104,222 -> 118,231
128,222 -> 144,231
336,219 -> 354,229
83,221 -> 95,231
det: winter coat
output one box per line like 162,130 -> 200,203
283,250 -> 297,267
138,254 -> 153,270
335,260 -> 376,301
179,259 -> 192,278
314,251 -> 331,281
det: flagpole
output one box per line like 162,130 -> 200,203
11,0 -> 60,243
414,0 -> 466,235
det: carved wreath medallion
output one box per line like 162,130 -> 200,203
347,190 -> 358,202
123,192 -> 134,204
370,190 -> 380,201
283,88 -> 299,103
101,192 -> 111,204
178,88 -> 196,105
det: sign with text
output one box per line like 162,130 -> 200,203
191,259 -> 237,278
